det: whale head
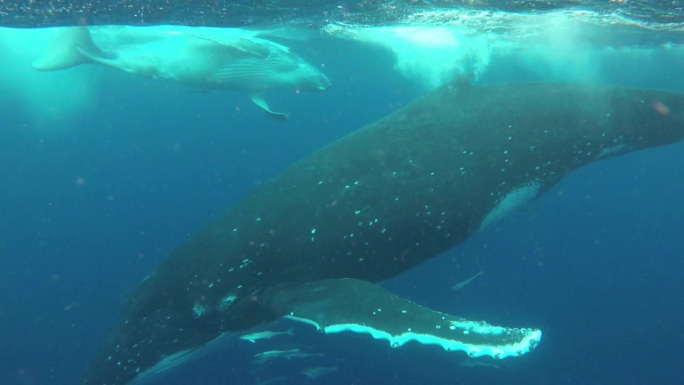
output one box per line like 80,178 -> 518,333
289,60 -> 331,92
204,42 -> 332,93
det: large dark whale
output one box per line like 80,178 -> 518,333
83,82 -> 684,384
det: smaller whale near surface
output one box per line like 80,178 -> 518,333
32,26 -> 331,120
83,81 -> 684,384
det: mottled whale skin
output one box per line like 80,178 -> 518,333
84,82 -> 684,384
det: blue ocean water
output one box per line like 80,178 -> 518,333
1,5 -> 684,385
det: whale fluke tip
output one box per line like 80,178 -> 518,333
32,26 -> 101,71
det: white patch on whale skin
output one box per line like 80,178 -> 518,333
217,294 -> 237,311
595,144 -> 629,160
192,302 -> 206,319
479,181 -> 542,231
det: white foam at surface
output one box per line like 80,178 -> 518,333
323,24 -> 498,89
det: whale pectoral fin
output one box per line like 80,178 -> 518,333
251,93 -> 288,121
265,278 -> 541,359
32,26 -> 108,71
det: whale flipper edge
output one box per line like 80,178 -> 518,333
266,278 -> 541,359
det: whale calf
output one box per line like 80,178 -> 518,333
33,26 -> 331,120
83,81 -> 684,384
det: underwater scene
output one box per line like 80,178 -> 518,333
1,1 -> 683,384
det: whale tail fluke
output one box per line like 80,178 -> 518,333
32,26 -> 104,71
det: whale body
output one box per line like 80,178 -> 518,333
33,26 -> 331,120
83,81 -> 684,384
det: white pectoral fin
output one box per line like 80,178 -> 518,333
32,26 -> 107,71
264,278 -> 542,359
251,93 -> 288,121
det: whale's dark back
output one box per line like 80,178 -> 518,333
180,82 -> 684,289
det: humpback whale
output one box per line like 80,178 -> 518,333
32,26 -> 331,120
83,82 -> 684,384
